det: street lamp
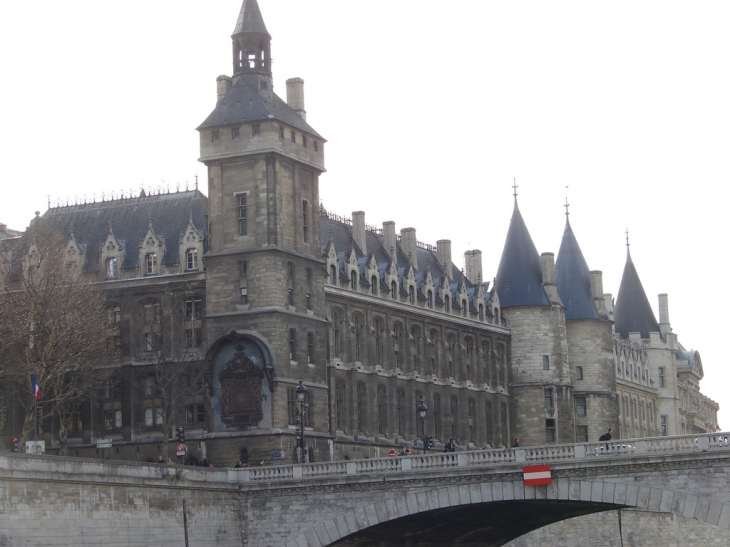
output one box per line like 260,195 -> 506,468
295,380 -> 308,463
417,400 -> 431,454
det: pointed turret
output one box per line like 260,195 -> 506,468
614,243 -> 659,339
231,0 -> 272,92
494,200 -> 551,308
555,216 -> 599,320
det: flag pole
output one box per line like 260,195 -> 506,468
32,376 -> 38,441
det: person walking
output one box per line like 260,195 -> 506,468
511,437 -> 520,448
443,439 -> 456,452
599,427 -> 613,441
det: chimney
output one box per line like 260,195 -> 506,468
352,211 -> 366,255
286,78 -> 306,120
603,293 -> 614,321
216,75 -> 233,102
437,240 -> 452,280
400,228 -> 418,270
590,270 -> 608,318
464,250 -> 483,284
383,222 -> 397,261
540,252 -> 561,304
658,293 -> 672,337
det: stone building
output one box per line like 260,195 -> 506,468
0,0 -> 718,467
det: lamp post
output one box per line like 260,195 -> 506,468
417,399 -> 430,454
295,380 -> 308,463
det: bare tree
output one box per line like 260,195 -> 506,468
0,220 -> 113,455
134,294 -> 208,460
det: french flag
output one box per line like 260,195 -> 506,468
32,377 -> 41,401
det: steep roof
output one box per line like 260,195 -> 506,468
613,248 -> 659,338
233,0 -> 270,37
494,201 -> 551,308
197,79 -> 322,138
40,190 -> 208,272
555,217 -> 599,320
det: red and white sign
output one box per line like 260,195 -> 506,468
523,465 -> 552,486
176,443 -> 185,452
388,449 -> 396,457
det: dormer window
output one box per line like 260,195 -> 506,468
186,249 -> 198,271
106,257 -> 118,279
145,253 -> 157,275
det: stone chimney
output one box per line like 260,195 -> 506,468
464,250 -> 483,284
604,293 -> 614,321
658,293 -> 672,337
590,270 -> 608,318
400,228 -> 418,270
383,222 -> 397,261
352,211 -> 366,255
437,240 -> 452,280
286,78 -> 306,120
540,252 -> 561,304
216,75 -> 233,102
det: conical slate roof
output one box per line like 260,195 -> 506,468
494,201 -> 551,308
555,218 -> 599,320
233,0 -> 270,37
613,248 -> 659,338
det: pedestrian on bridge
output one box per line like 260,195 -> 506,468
511,437 -> 520,447
599,427 -> 613,441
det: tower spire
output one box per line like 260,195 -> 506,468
231,0 -> 272,96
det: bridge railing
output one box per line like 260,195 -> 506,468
229,432 -> 729,484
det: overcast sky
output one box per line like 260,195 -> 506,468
1,1 -> 728,428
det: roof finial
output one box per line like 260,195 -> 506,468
625,228 -> 630,248
564,197 -> 570,218
195,174 -> 199,191
512,178 -> 518,201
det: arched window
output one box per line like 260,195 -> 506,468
450,396 -> 458,441
409,285 -> 415,305
411,325 -> 420,372
481,340 -> 490,385
462,299 -> 467,317
396,388 -> 406,436
371,275 -> 378,295
330,265 -> 337,286
350,269 -> 357,290
485,401 -> 493,446
429,329 -> 439,376
433,394 -> 442,440
335,379 -> 346,431
391,281 -> 397,300
445,295 -> 451,313
465,337 -> 474,381
468,398 -> 476,443
393,322 -> 403,369
447,333 -> 456,378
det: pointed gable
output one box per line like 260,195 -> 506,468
494,202 -> 551,308
614,249 -> 659,339
555,218 -> 599,320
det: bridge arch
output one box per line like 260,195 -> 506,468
290,476 -> 730,547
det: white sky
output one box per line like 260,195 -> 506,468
1,1 -> 728,428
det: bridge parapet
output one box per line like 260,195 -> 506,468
232,432 -> 729,485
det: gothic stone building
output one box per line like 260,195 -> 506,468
0,0 -> 718,466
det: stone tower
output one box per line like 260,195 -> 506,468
197,0 -> 328,460
555,212 -> 616,442
494,197 -> 575,445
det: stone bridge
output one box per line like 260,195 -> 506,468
0,433 -> 728,546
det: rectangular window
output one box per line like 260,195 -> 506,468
576,396 -> 586,417
252,125 -> 260,137
290,131 -> 296,143
185,328 -> 202,348
145,253 -> 157,275
306,268 -> 312,283
232,127 -> 240,139
546,419 -> 556,443
186,249 -> 198,270
542,356 -> 549,370
184,298 -> 202,320
544,389 -> 554,409
289,329 -> 297,361
239,261 -> 247,277
302,135 -> 307,148
577,425 -> 588,443
660,415 -> 667,436
287,389 -> 297,425
576,366 -> 583,380
658,367 -> 665,388
106,257 -> 118,279
212,130 -> 220,143
280,125 -> 285,138
302,200 -> 309,242
240,288 -> 248,305
313,140 -> 318,152
238,194 -> 247,236
144,332 -> 156,351
186,404 -> 205,424
306,292 -> 311,310
307,332 -> 314,363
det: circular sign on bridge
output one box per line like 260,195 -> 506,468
404,446 -> 413,456
177,443 -> 186,453
388,450 -> 396,457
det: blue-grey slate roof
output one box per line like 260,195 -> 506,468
41,190 -> 208,273
494,202 -> 551,308
613,249 -> 659,339
555,218 -> 599,320
233,0 -> 270,37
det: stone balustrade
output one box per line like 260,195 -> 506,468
230,432 -> 729,484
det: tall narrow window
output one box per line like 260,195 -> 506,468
287,262 -> 295,307
186,249 -> 198,271
374,318 -> 383,364
232,127 -> 240,140
544,388 -> 554,410
576,396 -> 586,417
307,332 -> 314,363
302,200 -> 309,242
468,398 -> 476,443
408,286 -> 415,304
500,402 -> 508,447
427,290 -> 433,309
542,356 -> 550,370
106,257 -> 118,279
485,401 -> 493,446
332,310 -> 341,357
240,261 -> 248,304
576,366 -> 583,380
289,329 -> 297,361
660,415 -> 667,436
371,276 -> 377,295
145,253 -> 157,275
354,314 -> 363,362
356,383 -> 366,432
184,297 -> 203,347
465,337 -> 474,381
330,265 -> 337,286
416,391 -> 424,437
450,396 -> 458,441
350,269 -> 357,290
251,124 -> 260,137
658,367 -> 665,388
377,385 -> 387,434
306,292 -> 311,310
396,389 -> 406,436
238,194 -> 247,236
212,130 -> 220,143
391,281 -> 397,300
335,379 -> 346,431
433,394 -> 442,440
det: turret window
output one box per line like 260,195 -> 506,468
302,200 -> 309,242
238,194 -> 248,236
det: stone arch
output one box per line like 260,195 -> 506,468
205,330 -> 274,432
289,476 -> 730,546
